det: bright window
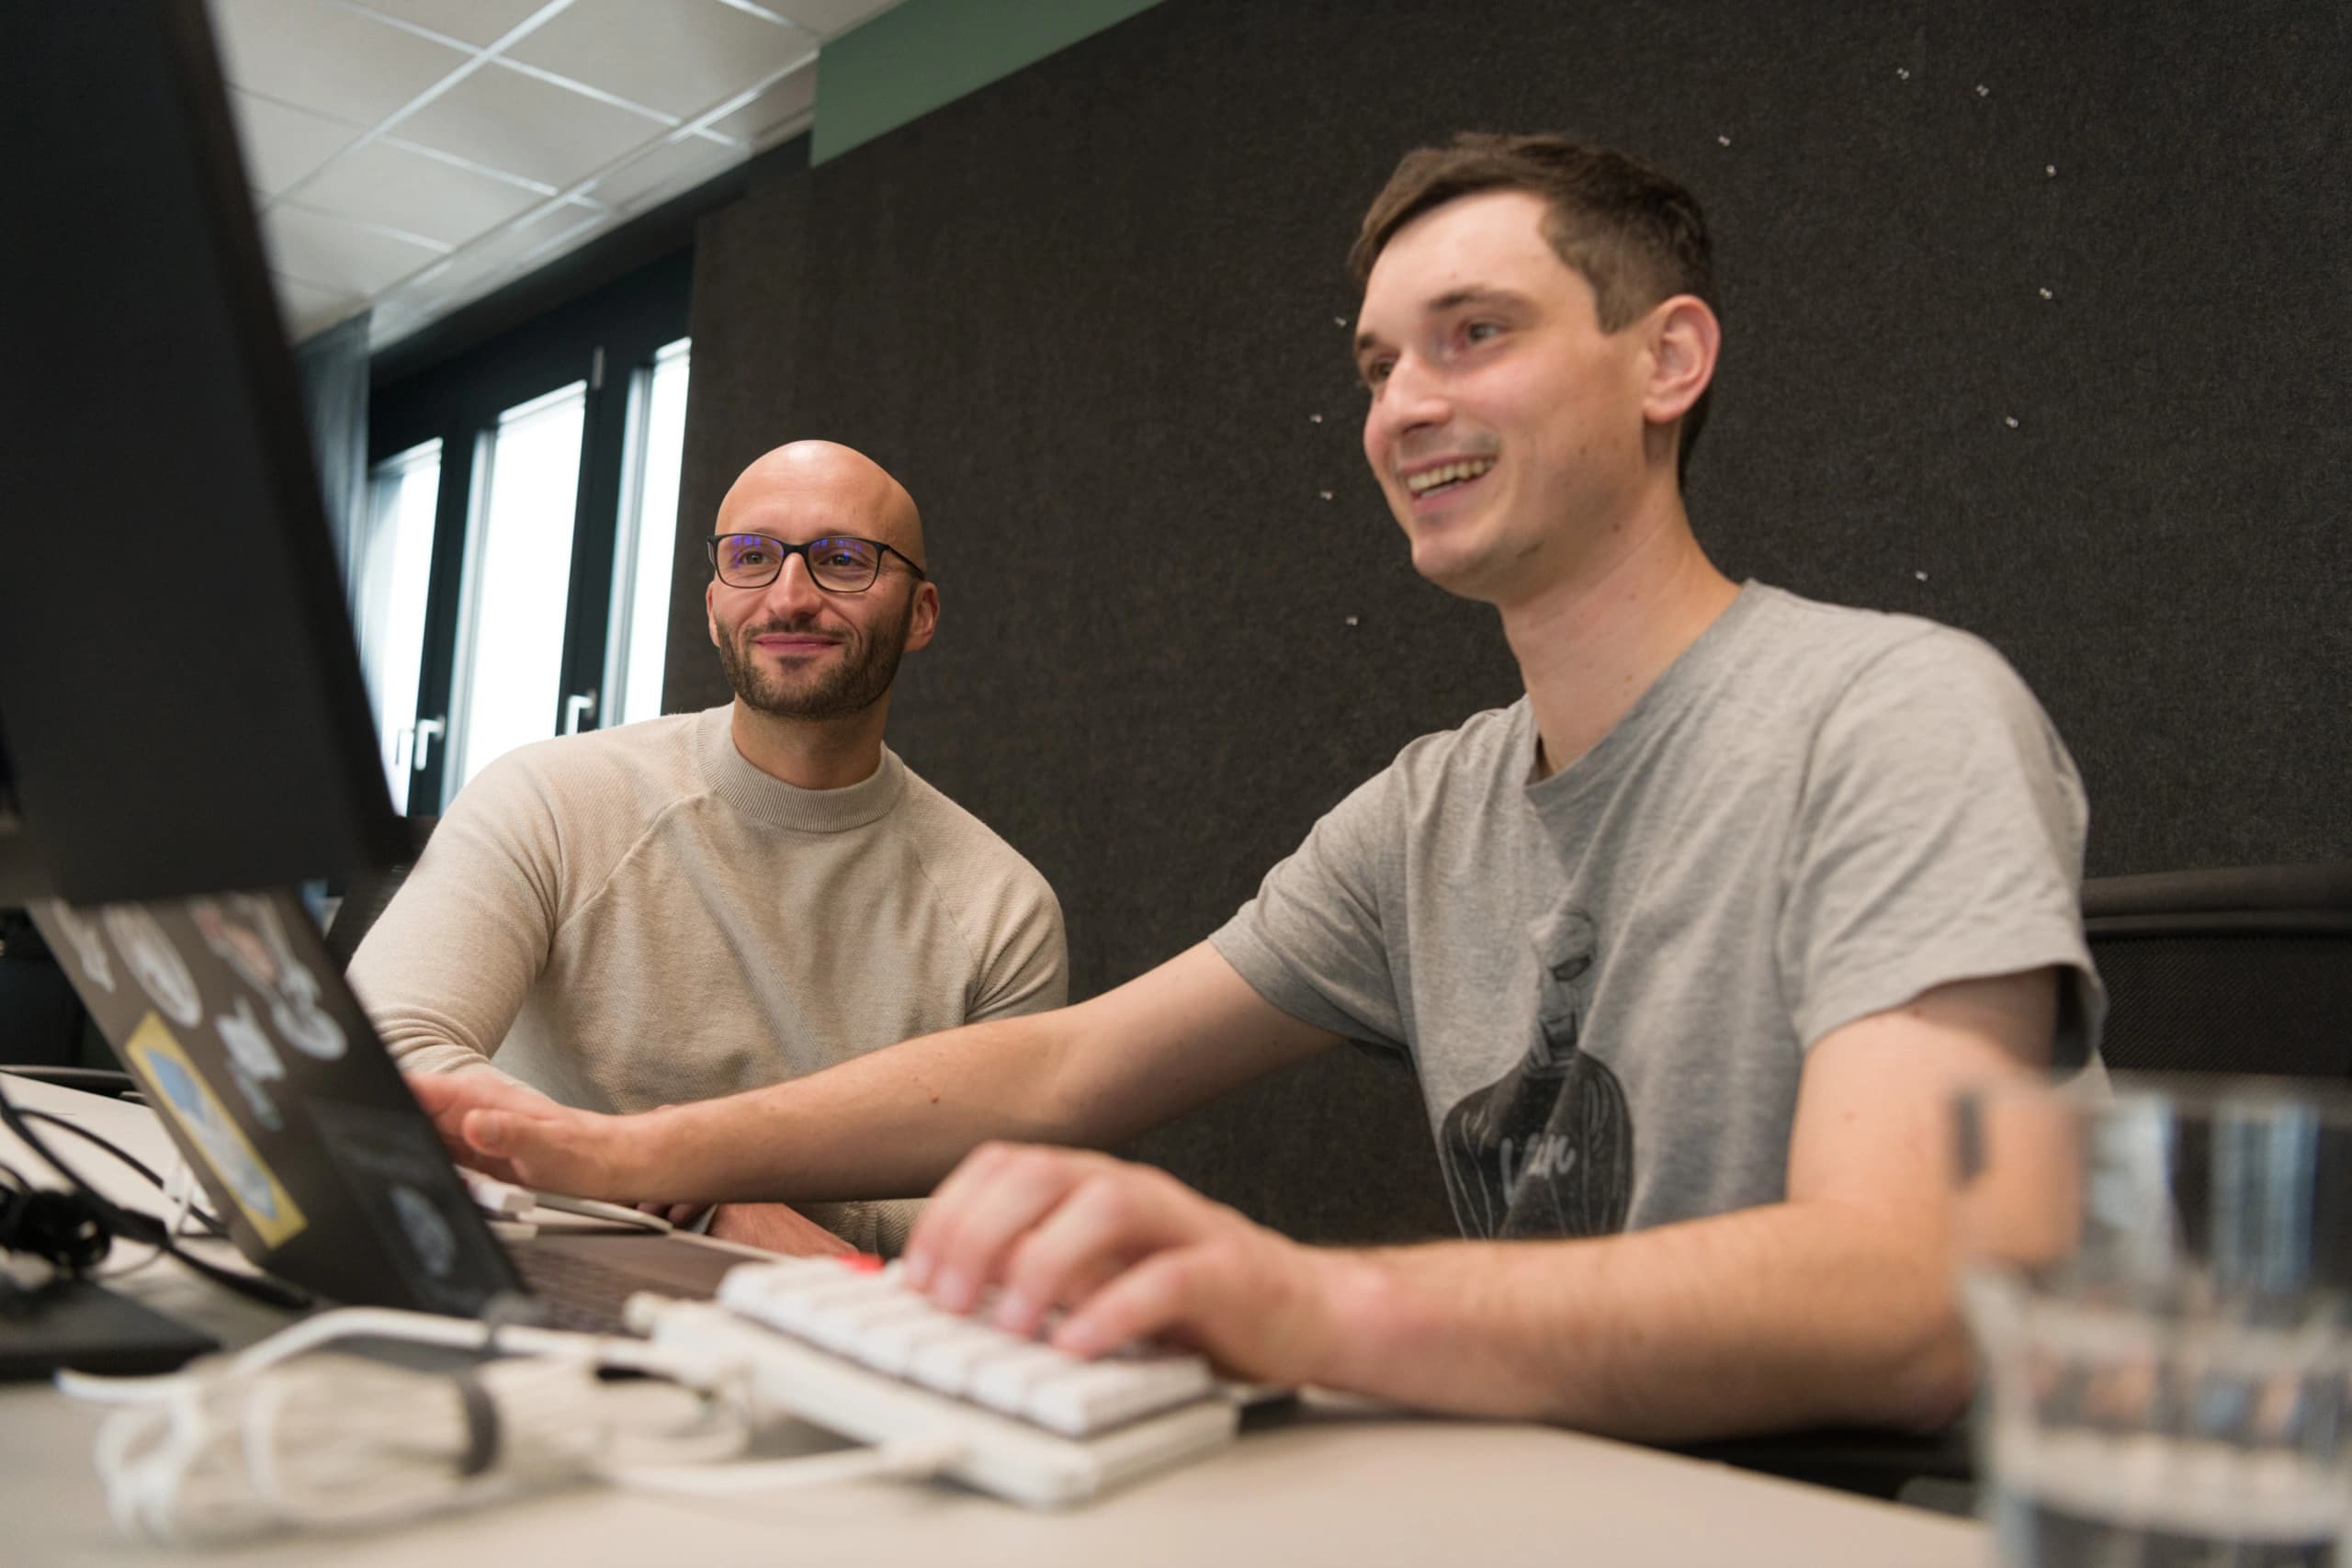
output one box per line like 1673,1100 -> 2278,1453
447,382 -> 587,793
605,337 -> 691,728
355,440 -> 442,813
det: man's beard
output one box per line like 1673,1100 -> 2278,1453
718,593 -> 917,722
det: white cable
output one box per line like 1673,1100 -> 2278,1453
58,1304 -> 680,1406
56,1307 -> 759,1546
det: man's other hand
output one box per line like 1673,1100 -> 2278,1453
707,1201 -> 857,1257
901,1144 -> 1349,1386
403,1070 -> 641,1197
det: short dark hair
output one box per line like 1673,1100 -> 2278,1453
1351,133 -> 1717,470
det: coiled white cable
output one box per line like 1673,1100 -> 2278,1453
54,1304 -> 956,1546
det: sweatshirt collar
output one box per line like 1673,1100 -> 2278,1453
696,705 -> 906,832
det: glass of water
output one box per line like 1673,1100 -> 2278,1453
1954,1077 -> 2352,1567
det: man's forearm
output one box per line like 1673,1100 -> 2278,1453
626,1010 -> 1089,1202
1310,1198 -> 1970,1441
614,943 -> 1336,1205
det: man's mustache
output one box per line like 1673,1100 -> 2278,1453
743,618 -> 847,642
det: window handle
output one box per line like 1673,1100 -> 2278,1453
564,691 -> 598,735
413,716 -> 445,773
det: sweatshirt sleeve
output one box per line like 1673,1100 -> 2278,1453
345,750 -> 565,1082
967,866 -> 1069,1023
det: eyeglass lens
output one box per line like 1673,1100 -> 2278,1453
713,535 -> 883,592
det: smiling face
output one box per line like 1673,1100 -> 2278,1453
704,443 -> 937,723
1354,189 -> 1672,607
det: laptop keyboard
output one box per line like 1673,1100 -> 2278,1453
511,1246 -> 686,1334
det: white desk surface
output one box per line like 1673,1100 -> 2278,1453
0,1075 -> 1991,1567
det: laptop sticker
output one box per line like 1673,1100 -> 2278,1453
213,996 -> 287,1131
102,906 -> 204,1027
121,1013 -> 308,1248
309,1096 -> 510,1314
41,902 -> 115,992
389,1185 -> 458,1279
190,895 -> 346,1061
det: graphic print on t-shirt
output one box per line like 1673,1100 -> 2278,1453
1439,905 -> 1634,1238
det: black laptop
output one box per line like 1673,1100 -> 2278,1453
28,893 -> 746,1332
0,3 -> 759,1336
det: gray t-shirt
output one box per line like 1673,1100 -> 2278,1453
1210,583 -> 2102,1239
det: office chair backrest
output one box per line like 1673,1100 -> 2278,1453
2084,862 -> 2352,1080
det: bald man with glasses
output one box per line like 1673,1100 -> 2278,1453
350,441 -> 1067,1258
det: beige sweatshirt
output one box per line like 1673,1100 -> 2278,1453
347,705 -> 1067,1253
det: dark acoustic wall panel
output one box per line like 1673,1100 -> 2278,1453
669,0 -> 2349,1241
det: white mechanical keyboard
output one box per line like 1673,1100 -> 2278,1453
628,1256 -> 1238,1506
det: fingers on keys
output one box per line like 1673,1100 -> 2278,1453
907,1144 -> 1205,1354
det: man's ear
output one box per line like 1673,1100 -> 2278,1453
706,579 -> 720,648
904,581 -> 941,654
1642,296 -> 1721,427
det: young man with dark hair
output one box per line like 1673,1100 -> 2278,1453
411,135 -> 2098,1441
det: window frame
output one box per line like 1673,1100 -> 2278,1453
367,248 -> 691,810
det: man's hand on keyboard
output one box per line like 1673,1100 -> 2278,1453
900,1144 -> 1346,1386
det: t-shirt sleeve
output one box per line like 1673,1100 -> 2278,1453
1778,629 -> 2105,1066
1208,764 -> 1410,1056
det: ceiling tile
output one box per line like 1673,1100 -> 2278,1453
699,67 -> 816,147
273,273 -> 370,341
226,90 -> 365,197
748,0 -> 899,41
205,0 -> 470,125
587,136 -> 737,211
369,200 -> 606,338
393,60 -> 667,188
343,0 -> 555,50
493,202 -> 614,270
502,0 -> 814,119
296,140 -> 548,247
261,204 -> 447,297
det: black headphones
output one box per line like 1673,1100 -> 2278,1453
0,1165 -> 112,1277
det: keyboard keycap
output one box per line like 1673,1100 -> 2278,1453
1027,1357 -> 1215,1437
909,1321 -> 1034,1395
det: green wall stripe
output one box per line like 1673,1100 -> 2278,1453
813,0 -> 1166,166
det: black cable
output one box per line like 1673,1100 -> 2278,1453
10,1108 -> 227,1236
0,1158 -> 112,1274
0,1078 -> 311,1311
0,1066 -> 137,1098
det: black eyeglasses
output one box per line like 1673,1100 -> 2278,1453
705,534 -> 927,593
